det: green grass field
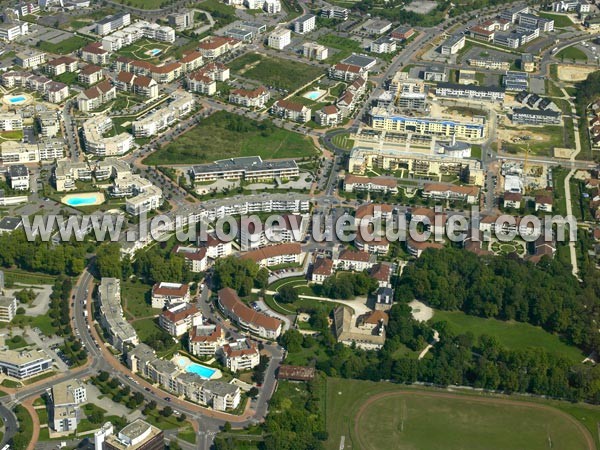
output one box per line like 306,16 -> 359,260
229,53 -> 324,92
121,281 -> 158,319
432,309 -> 585,362
110,0 -> 163,8
317,33 -> 364,63
144,111 -> 318,165
330,132 -> 355,150
37,36 -> 90,54
556,45 -> 588,62
326,378 -> 595,450
539,12 -> 574,28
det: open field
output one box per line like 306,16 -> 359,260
557,64 -> 598,82
229,53 -> 324,92
326,378 -> 596,450
499,124 -> 565,156
144,111 -> 318,165
37,36 -> 90,54
432,309 -> 585,362
121,281 -> 158,319
539,12 -> 574,27
557,46 -> 588,62
110,0 -> 163,8
116,38 -> 172,63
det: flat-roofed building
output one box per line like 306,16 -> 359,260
15,50 -> 46,68
0,336 -> 53,379
440,34 -> 465,55
0,296 -> 16,322
190,156 -> 298,183
98,278 -> 139,352
47,379 -> 87,433
268,28 -> 291,50
302,42 -> 328,60
435,82 -> 505,102
104,419 -> 164,450
293,14 -> 316,34
82,115 -> 133,156
511,107 -> 561,125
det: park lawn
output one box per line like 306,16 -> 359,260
556,45 -> 588,62
36,407 -> 48,424
121,281 -> 158,319
54,71 -> 79,86
325,378 -> 595,450
432,309 -> 585,362
317,34 -> 363,63
178,425 -> 197,444
132,317 -> 162,343
110,0 -> 163,8
37,36 -> 90,54
331,132 -> 354,150
143,409 -> 184,429
229,53 -> 324,92
199,0 -> 237,26
538,12 -> 574,28
144,111 -> 318,165
116,39 -> 172,63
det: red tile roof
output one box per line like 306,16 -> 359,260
218,287 -> 281,331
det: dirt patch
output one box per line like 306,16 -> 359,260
409,300 -> 433,322
557,64 -> 598,82
554,147 -> 574,159
237,60 -> 260,75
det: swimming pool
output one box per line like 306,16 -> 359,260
150,48 -> 161,56
304,90 -> 323,100
61,192 -> 105,207
174,354 -> 221,379
8,96 -> 26,104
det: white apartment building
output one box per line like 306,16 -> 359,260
8,164 -> 29,190
264,0 -> 281,13
293,14 -> 316,34
132,91 -> 194,138
271,99 -> 311,123
0,113 -> 23,131
82,115 -> 134,157
77,80 -> 116,112
47,379 -> 87,433
98,278 -> 139,352
159,303 -> 203,337
95,12 -> 131,35
189,325 -> 226,356
268,28 -> 291,49
333,249 -> 376,271
229,86 -> 270,108
151,282 -> 190,309
15,50 -> 46,69
302,42 -> 328,60
0,297 -> 17,322
0,21 -> 28,41
219,339 -> 260,372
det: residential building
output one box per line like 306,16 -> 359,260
271,99 -> 311,123
98,278 -> 139,352
218,287 -> 283,338
8,164 -> 28,190
329,63 -> 366,82
240,242 -> 303,267
82,115 -> 133,156
179,51 -> 204,73
370,263 -> 392,289
15,50 -> 46,69
315,105 -> 342,126
0,337 -> 52,378
264,0 -> 282,13
321,6 -> 349,20
355,234 -> 389,255
104,420 -> 164,450
375,287 -> 394,311
468,58 -> 510,70
219,339 -> 260,371
584,14 -> 600,29
0,297 -> 17,322
190,156 -> 298,183
47,379 -> 87,433
0,112 -> 22,131
511,107 -> 561,125
132,91 -> 194,138
302,42 -> 328,60
167,10 -> 194,30
440,34 -> 465,55
115,72 -> 159,99
151,282 -> 190,309
95,12 -> 131,35
521,53 -> 535,72
369,108 -> 485,140
199,234 -> 234,259
334,248 -> 376,271
503,191 -> 523,208
77,80 -> 116,112
422,183 -> 480,204
174,246 -> 209,272
494,32 -> 522,49
423,65 -> 447,82
53,161 -> 92,191
239,214 -> 307,250
293,14 -> 316,34
189,325 -> 226,356
0,217 -> 23,234
186,72 -> 216,95
344,175 -> 398,194
406,238 -> 444,258
229,86 -> 269,108
198,36 -> 241,58
80,43 -> 110,65
536,194 -> 553,212
46,56 -> 78,76
123,181 -> 163,215
504,71 -> 529,91
268,28 -> 291,50
552,0 -> 591,13
370,36 -> 396,54
500,5 -> 529,23
311,257 -> 333,283
435,82 -> 505,102
159,303 -> 202,337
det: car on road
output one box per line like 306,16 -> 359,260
164,397 -> 171,402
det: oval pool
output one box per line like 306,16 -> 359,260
61,192 -> 105,207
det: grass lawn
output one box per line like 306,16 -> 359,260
144,111 -> 318,165
116,38 -> 172,63
144,409 -> 184,429
229,53 -> 324,92
37,36 -> 89,54
54,71 -> 79,86
121,281 -> 158,320
330,132 -> 354,150
556,46 -> 588,62
197,0 -> 237,26
132,317 -> 162,342
110,0 -> 163,8
501,125 -> 564,157
326,378 -> 595,450
432,309 -> 585,362
0,130 -> 24,140
317,34 -> 364,63
538,12 -> 574,28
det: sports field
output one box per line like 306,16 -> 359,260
326,378 -> 596,450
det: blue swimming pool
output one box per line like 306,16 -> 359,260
8,96 -> 25,104
176,356 -> 216,378
150,48 -> 161,56
304,91 -> 322,100
65,196 -> 100,206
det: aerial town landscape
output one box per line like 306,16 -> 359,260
0,0 -> 599,449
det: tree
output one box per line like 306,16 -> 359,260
277,285 -> 299,304
98,371 -> 109,382
248,387 -> 259,398
96,243 -> 122,278
161,406 -> 173,417
223,421 -> 232,432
